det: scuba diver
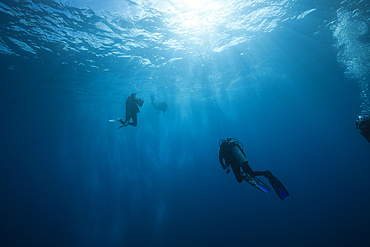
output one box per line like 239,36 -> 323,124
150,94 -> 167,114
109,93 -> 144,128
219,138 -> 289,201
356,114 -> 370,143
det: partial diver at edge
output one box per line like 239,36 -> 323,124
356,114 -> 370,143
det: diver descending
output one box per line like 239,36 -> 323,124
150,94 -> 167,114
356,114 -> 370,143
219,138 -> 289,201
109,93 -> 144,128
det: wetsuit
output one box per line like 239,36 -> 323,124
218,138 -> 290,201
219,140 -> 266,183
120,95 -> 144,127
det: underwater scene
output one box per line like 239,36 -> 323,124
1,0 -> 370,246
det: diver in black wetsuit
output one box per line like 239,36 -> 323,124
356,114 -> 370,143
110,93 -> 144,128
119,93 -> 144,127
219,138 -> 289,200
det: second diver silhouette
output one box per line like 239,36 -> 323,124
150,94 -> 167,114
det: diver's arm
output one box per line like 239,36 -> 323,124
136,98 -> 144,107
219,150 -> 228,170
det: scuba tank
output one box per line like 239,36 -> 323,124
219,138 -> 249,168
228,140 -> 249,167
230,143 -> 248,166
219,138 -> 253,176
228,139 -> 255,176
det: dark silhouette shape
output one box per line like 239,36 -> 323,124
151,94 -> 167,114
219,138 -> 289,201
109,93 -> 144,128
356,114 -> 370,143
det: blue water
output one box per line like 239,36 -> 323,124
1,0 -> 370,246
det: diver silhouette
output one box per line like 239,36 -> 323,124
219,138 -> 289,201
356,114 -> 370,143
150,94 -> 167,114
109,93 -> 144,128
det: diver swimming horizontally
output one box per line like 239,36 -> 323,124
219,138 -> 289,201
356,114 -> 370,143
109,93 -> 144,128
150,94 -> 167,114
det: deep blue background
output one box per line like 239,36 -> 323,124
1,0 -> 369,246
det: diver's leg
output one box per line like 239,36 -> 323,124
263,170 -> 273,178
127,114 -> 137,126
230,164 -> 243,183
250,171 -> 267,177
116,115 -> 130,128
117,118 -> 129,127
258,170 -> 275,183
118,118 -> 126,125
241,162 -> 254,176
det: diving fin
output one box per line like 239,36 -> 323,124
268,176 -> 289,201
109,118 -> 124,123
109,118 -> 127,129
109,118 -> 123,123
243,174 -> 270,193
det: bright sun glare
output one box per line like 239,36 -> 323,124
173,0 -> 222,29
178,0 -> 221,10
182,0 -> 207,8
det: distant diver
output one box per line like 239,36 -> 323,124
150,94 -> 167,114
356,114 -> 370,143
219,138 -> 289,201
109,93 -> 144,128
